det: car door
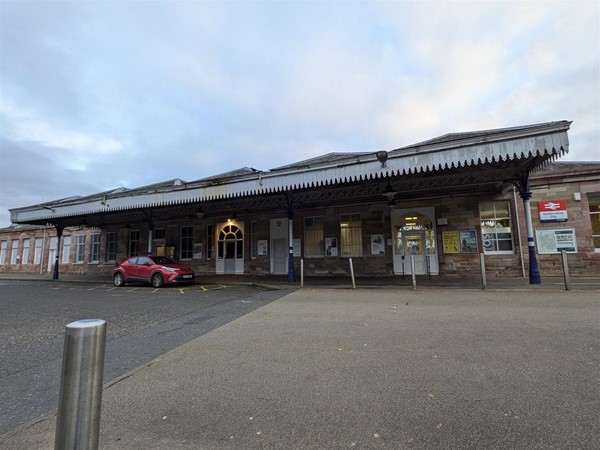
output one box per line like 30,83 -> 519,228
136,256 -> 153,281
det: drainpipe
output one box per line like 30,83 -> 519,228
519,178 -> 541,284
512,187 -> 526,278
147,229 -> 153,256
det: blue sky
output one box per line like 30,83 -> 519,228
1,0 -> 599,228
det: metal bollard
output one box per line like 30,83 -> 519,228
561,250 -> 571,291
480,253 -> 487,290
301,259 -> 304,288
410,255 -> 416,290
55,319 -> 107,450
349,258 -> 356,289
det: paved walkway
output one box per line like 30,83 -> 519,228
1,288 -> 598,449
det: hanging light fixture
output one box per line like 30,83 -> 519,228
383,177 -> 397,202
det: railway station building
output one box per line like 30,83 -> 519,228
2,120 -> 599,282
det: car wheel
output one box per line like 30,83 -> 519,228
151,273 -> 164,288
113,272 -> 125,287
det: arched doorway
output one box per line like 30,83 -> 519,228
392,208 -> 438,275
216,222 -> 244,274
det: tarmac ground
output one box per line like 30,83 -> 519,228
1,281 -> 598,449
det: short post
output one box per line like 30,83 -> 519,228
480,253 -> 487,290
349,257 -> 356,289
410,255 -> 416,290
55,319 -> 107,450
561,250 -> 571,291
300,259 -> 304,288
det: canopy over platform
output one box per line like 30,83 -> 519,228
10,121 -> 571,229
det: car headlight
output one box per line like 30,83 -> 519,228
161,266 -> 179,272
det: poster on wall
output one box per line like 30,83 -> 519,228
325,237 -> 338,257
536,228 -> 577,254
257,240 -> 268,256
442,231 -> 460,254
459,230 -> 478,253
293,239 -> 301,257
371,234 -> 385,255
193,243 -> 203,260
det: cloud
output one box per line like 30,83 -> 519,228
0,0 -> 598,228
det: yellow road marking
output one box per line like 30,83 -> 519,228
152,288 -> 160,294
179,288 -> 185,294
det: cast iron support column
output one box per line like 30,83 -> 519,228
52,224 -> 63,280
519,178 -> 541,284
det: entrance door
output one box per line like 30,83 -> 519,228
272,238 -> 287,274
216,222 -> 244,274
392,208 -> 439,275
270,218 -> 289,275
402,231 -> 426,274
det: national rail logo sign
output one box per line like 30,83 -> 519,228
538,200 -> 568,223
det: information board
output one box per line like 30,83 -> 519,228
535,228 -> 577,254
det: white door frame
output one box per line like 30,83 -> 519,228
391,207 -> 439,275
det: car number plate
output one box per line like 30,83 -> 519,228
182,274 -> 193,279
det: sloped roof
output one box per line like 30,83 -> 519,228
9,120 -> 572,225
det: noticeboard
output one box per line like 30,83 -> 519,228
536,228 -> 577,254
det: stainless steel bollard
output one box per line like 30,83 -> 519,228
410,255 -> 416,290
349,257 -> 356,289
301,258 -> 304,288
561,250 -> 571,291
480,253 -> 487,290
55,319 -> 107,450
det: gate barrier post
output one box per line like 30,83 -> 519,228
480,253 -> 487,290
561,250 -> 571,291
410,255 -> 417,290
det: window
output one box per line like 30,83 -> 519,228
34,238 -> 43,264
0,241 -> 7,265
154,229 -> 166,240
589,193 -> 600,251
62,237 -> 71,263
22,239 -> 30,264
304,216 -> 324,257
11,240 -> 19,264
340,214 -> 363,257
90,234 -> 101,263
181,226 -> 193,260
206,225 -> 213,260
106,232 -> 117,262
129,230 -> 140,256
480,201 -> 514,253
75,235 -> 85,263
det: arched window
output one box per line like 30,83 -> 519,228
218,225 -> 243,259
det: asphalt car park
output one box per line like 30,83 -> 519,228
0,280 -> 291,434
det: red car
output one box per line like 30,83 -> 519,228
113,256 -> 195,288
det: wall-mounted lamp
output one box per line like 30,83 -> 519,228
383,177 -> 397,202
195,206 -> 205,220
375,151 -> 388,168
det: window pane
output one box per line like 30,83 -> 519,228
480,201 -> 513,253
